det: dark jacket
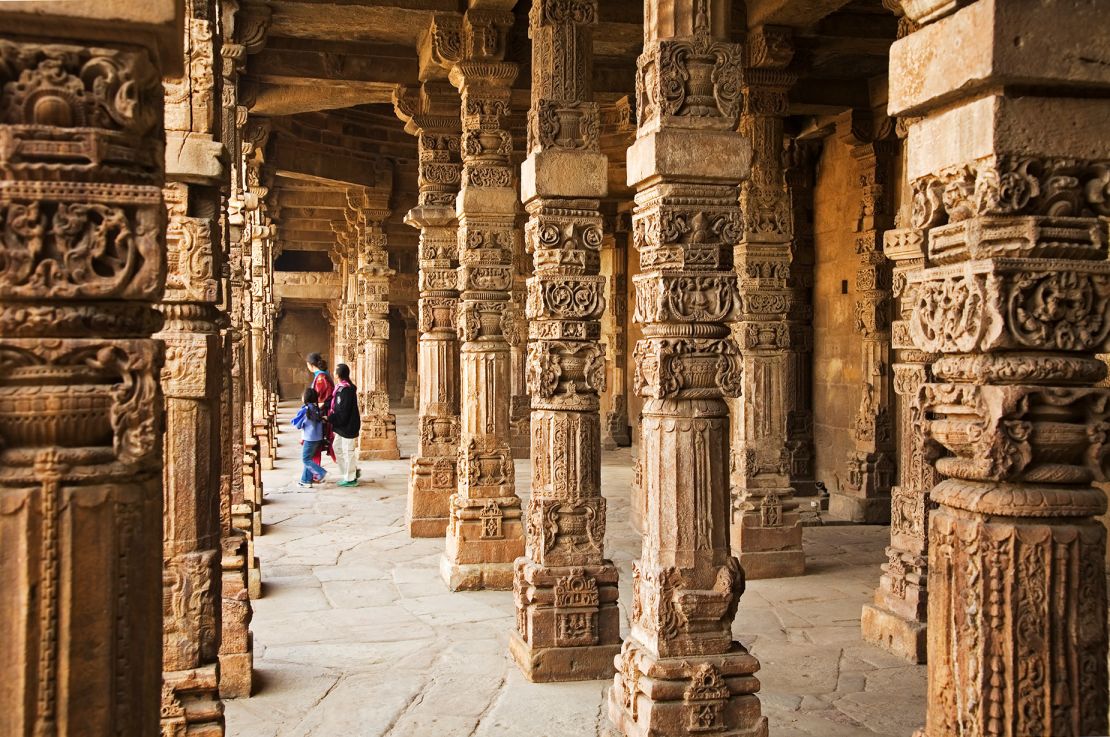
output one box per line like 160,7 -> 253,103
328,382 -> 361,439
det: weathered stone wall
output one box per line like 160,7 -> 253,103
812,136 -> 863,492
276,308 -> 333,398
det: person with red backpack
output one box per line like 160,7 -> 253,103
305,352 -> 337,469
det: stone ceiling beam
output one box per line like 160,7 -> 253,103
746,0 -> 855,28
269,135 -> 390,190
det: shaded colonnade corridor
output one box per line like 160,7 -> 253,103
227,403 -> 925,737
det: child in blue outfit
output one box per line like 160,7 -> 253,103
291,387 -> 327,487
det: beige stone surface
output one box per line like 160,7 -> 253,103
226,403 -> 926,736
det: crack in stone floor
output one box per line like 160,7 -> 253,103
226,402 -> 926,737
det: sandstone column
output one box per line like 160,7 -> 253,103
395,82 -> 463,537
782,137 -> 818,500
890,1 -> 1110,733
828,111 -> 898,523
509,0 -> 621,683
508,240 -> 532,461
432,10 -> 526,591
608,2 -> 766,734
401,313 -> 419,408
602,210 -> 633,450
349,192 -> 401,461
0,5 -> 178,734
159,0 -> 227,731
730,27 -> 804,579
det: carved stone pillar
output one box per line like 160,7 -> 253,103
602,210 -> 632,450
432,10 -> 526,591
159,1 -> 227,731
890,2 -> 1110,734
509,230 -> 531,460
729,29 -> 804,579
395,82 -> 463,538
348,196 -> 400,461
508,0 -> 621,683
0,7 -> 176,733
783,138 -> 818,499
401,313 -> 419,408
860,223 -> 935,663
608,2 -> 766,734
219,7 -> 262,700
828,112 -> 898,524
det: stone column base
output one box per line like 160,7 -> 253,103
359,433 -> 401,460
163,663 -> 223,737
860,603 -> 927,664
407,459 -> 453,537
509,632 -> 621,683
730,508 -> 805,579
439,556 -> 516,591
828,492 -> 891,524
608,642 -> 768,737
218,648 -> 253,699
441,494 -> 525,590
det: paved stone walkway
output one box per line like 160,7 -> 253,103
226,402 -> 926,737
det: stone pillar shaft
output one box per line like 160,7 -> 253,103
829,113 -> 898,523
602,212 -> 632,451
730,41 -> 805,579
509,0 -> 622,684
351,200 -> 400,461
158,1 -> 227,730
608,2 -> 766,734
433,9 -> 526,591
396,81 -> 464,538
0,12 -> 173,734
889,2 -> 1110,733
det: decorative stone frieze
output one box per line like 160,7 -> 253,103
608,2 -> 766,735
889,3 -> 1110,733
396,81 -> 464,537
431,8 -> 526,590
0,7 -> 177,733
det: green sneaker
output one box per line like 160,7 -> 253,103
337,479 -> 358,488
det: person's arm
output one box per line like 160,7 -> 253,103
291,405 -> 307,429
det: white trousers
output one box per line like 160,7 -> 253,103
334,434 -> 358,482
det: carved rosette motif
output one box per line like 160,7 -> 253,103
397,83 -> 464,537
0,35 -> 169,736
902,93 -> 1110,735
608,4 -> 766,736
433,9 -> 525,592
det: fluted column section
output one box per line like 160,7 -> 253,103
0,8 -> 175,734
608,2 -> 766,734
889,1 -> 1110,734
397,82 -> 464,537
508,0 -> 621,683
351,197 -> 400,461
158,0 -> 227,731
431,9 -> 525,591
730,30 -> 804,579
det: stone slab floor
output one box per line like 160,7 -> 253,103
226,402 -> 926,737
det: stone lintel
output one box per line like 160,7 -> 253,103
626,129 -> 752,189
890,0 -> 1110,118
521,150 -> 609,202
166,132 -> 226,186
0,0 -> 184,73
905,95 -> 1110,182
